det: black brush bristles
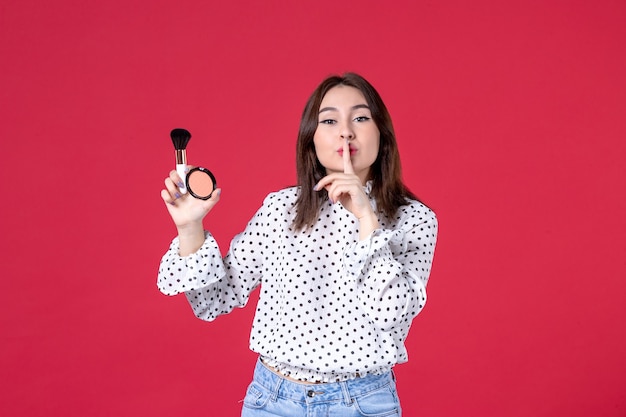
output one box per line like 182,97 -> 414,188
170,128 -> 191,150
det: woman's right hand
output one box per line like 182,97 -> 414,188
160,169 -> 221,255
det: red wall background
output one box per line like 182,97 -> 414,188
1,0 -> 625,415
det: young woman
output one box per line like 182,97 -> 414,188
158,73 -> 438,416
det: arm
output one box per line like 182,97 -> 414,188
343,204 -> 438,332
157,205 -> 269,320
157,232 -> 262,321
157,169 -> 267,321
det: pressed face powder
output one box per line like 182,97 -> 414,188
186,167 -> 216,200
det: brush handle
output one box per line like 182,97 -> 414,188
176,163 -> 188,194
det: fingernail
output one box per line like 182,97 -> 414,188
313,184 -> 319,191
217,189 -> 221,196
177,182 -> 184,188
174,192 -> 181,199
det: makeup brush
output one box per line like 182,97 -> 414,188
170,128 -> 191,194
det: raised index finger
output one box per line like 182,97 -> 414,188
343,138 -> 354,174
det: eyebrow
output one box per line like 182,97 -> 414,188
318,104 -> 370,114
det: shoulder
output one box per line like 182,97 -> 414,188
244,187 -> 299,229
263,186 -> 299,205
256,186 -> 299,217
396,199 -> 437,228
250,187 -> 299,228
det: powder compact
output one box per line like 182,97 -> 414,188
170,128 -> 217,200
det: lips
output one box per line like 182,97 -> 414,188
338,146 -> 357,155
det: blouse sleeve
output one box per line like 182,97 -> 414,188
156,196 -> 271,321
157,231 -> 226,296
342,203 -> 438,332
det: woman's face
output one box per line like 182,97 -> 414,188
313,85 -> 380,184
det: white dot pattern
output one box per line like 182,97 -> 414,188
157,184 -> 437,382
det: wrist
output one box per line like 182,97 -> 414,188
176,222 -> 206,256
358,211 -> 379,240
176,220 -> 203,235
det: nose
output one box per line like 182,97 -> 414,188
340,122 -> 354,140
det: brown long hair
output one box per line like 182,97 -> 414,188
293,72 -> 418,230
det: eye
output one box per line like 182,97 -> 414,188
354,116 -> 371,122
319,119 -> 336,125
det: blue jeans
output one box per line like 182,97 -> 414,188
241,359 -> 402,417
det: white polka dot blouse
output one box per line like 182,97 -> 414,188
158,184 -> 438,383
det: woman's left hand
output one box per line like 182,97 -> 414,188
314,139 -> 377,222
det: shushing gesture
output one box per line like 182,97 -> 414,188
314,139 -> 380,239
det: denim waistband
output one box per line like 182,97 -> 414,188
252,358 -> 395,405
260,355 -> 390,383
